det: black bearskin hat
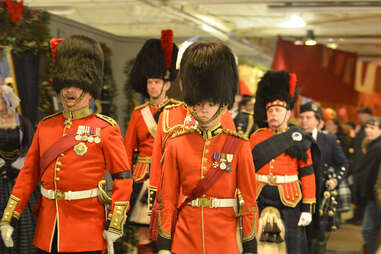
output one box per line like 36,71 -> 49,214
180,42 -> 238,109
129,30 -> 178,97
300,102 -> 323,121
254,70 -> 299,128
52,35 -> 104,99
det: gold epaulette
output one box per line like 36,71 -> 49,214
167,98 -> 183,105
170,128 -> 195,139
96,114 -> 117,126
222,129 -> 248,141
134,102 -> 149,110
164,101 -> 184,111
241,109 -> 254,115
41,112 -> 62,121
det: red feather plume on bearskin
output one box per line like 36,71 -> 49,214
161,30 -> 174,70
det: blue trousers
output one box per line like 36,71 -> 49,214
362,200 -> 381,254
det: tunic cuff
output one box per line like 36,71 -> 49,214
301,200 -> 316,213
148,185 -> 157,215
107,202 -> 129,235
243,237 -> 257,254
0,195 -> 20,227
157,234 -> 172,251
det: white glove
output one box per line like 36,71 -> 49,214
0,224 -> 14,247
297,212 -> 312,226
102,230 -> 121,254
158,250 -> 172,254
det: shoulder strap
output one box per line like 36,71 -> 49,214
39,118 -> 109,177
141,105 -> 157,138
252,127 -> 303,171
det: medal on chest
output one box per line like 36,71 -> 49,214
75,125 -> 102,144
74,142 -> 88,156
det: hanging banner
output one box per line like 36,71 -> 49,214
272,38 -> 357,105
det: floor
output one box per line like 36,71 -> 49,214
326,223 -> 363,254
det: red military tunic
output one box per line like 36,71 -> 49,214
7,111 -> 132,252
124,98 -> 179,224
158,125 -> 257,254
148,102 -> 236,210
250,128 -> 316,209
124,98 -> 179,183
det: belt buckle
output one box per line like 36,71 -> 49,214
267,175 -> 277,185
55,190 -> 64,200
198,197 -> 212,208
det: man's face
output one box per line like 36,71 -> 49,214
61,86 -> 91,111
358,113 -> 371,126
147,78 -> 169,99
299,111 -> 320,133
325,119 -> 338,134
365,122 -> 381,141
193,101 -> 221,129
266,105 -> 290,129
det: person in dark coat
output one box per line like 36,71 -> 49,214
299,102 -> 349,254
354,117 -> 381,254
0,84 -> 36,254
351,107 -> 373,224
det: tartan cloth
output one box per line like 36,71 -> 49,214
0,176 -> 38,254
337,178 -> 352,212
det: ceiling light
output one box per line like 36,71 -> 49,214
304,29 -> 317,46
281,15 -> 306,28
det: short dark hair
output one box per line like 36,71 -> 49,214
357,107 -> 372,115
366,117 -> 381,128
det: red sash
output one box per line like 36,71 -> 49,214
39,118 -> 108,177
149,134 -> 242,241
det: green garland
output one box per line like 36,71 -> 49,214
124,58 -> 137,125
0,2 -> 50,54
100,43 -> 117,118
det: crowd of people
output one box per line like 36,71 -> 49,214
0,32 -> 380,254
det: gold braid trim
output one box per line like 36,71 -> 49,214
108,202 -> 129,235
242,205 -> 258,242
158,210 -> 172,240
96,114 -> 117,126
222,129 -> 248,141
148,185 -> 158,215
0,195 -> 20,225
170,128 -> 195,139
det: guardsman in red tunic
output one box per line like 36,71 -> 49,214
0,35 -> 132,254
156,42 -> 258,254
124,30 -> 179,254
249,71 -> 318,254
147,42 -> 237,227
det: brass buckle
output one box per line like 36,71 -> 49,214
267,174 -> 277,185
198,197 -> 212,208
55,191 -> 64,200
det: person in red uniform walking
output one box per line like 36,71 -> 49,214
0,35 -> 132,254
250,71 -> 318,254
147,43 -> 237,234
124,30 -> 179,254
156,42 -> 258,254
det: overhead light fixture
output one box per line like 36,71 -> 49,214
281,15 -> 306,28
304,29 -> 317,46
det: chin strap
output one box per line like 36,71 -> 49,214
190,105 -> 226,126
60,91 -> 86,109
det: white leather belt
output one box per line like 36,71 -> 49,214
256,174 -> 298,184
185,196 -> 237,209
41,186 -> 98,201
